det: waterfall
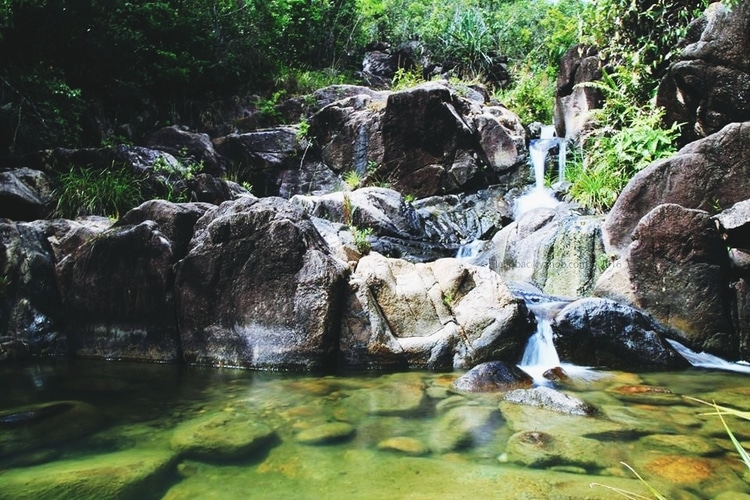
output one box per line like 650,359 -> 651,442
558,139 -> 567,184
666,339 -> 750,374
513,126 -> 562,218
518,299 -> 606,385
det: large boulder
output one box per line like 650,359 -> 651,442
598,204 -> 737,358
0,167 -> 54,221
604,121 -> 750,255
310,81 -> 527,199
554,44 -> 604,139
657,1 -> 750,145
486,207 -> 606,298
56,219 -> 181,362
214,125 -> 341,198
0,221 -> 65,359
339,253 -> 534,370
175,196 -> 349,370
552,297 -> 690,370
145,125 -> 225,175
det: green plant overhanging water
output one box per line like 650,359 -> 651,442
686,397 -> 750,470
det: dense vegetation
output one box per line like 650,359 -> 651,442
0,0 -> 733,212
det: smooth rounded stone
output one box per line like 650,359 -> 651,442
425,385 -> 451,399
295,422 -> 356,445
505,430 -> 624,470
0,400 -> 104,458
639,434 -> 722,456
597,405 -> 686,436
715,492 -> 750,500
503,387 -> 597,417
429,405 -> 501,453
347,381 -> 427,416
376,436 -> 430,456
435,395 -> 477,414
0,449 -> 177,499
453,361 -> 533,393
170,411 -> 277,461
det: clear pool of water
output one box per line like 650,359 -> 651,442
0,359 -> 748,499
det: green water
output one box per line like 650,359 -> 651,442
0,359 -> 748,499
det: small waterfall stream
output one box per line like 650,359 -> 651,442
514,125 -> 566,218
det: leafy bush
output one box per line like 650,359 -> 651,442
495,65 -> 556,125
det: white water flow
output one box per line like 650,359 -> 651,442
666,339 -> 750,374
519,301 -> 606,385
513,125 -> 565,218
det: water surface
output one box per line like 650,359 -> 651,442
0,359 -> 748,499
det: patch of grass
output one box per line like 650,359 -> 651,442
351,225 -> 373,255
343,170 -> 362,190
53,163 -> 145,219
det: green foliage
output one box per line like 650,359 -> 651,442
568,106 -> 680,213
566,57 -> 682,213
438,8 -> 497,79
391,67 -> 424,91
53,164 -> 145,219
351,225 -> 373,254
495,65 -> 556,125
343,170 -> 363,190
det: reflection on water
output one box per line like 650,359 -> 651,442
0,359 -> 748,499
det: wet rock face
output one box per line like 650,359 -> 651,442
56,220 -> 181,362
657,2 -> 750,145
175,196 -> 349,370
552,297 -> 690,370
0,221 -> 65,358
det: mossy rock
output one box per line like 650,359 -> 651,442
295,422 -> 355,445
0,400 -> 104,459
170,411 -> 276,461
429,405 -> 501,453
0,449 -> 177,499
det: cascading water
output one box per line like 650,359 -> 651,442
666,339 -> 750,374
513,125 -> 566,218
517,295 -> 606,385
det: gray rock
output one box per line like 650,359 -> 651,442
56,220 -> 180,362
554,44 -> 603,139
175,196 -> 349,370
603,122 -> 750,255
503,387 -> 596,416
0,221 -> 65,356
657,2 -> 750,145
340,253 -> 533,370
453,361 -> 533,393
601,204 -> 737,359
0,167 -> 54,221
552,297 -> 690,369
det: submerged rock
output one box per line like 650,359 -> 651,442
428,405 -> 501,453
0,448 -> 177,499
503,387 -> 596,417
376,436 -> 430,456
0,400 -> 104,458
505,430 -> 620,470
295,422 -> 356,445
170,411 -> 276,461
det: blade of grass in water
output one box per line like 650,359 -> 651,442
590,462 -> 667,500
685,396 -> 750,470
